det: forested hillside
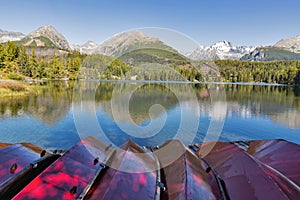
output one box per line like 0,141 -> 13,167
1,41 -> 300,85
0,41 -> 82,80
216,60 -> 300,85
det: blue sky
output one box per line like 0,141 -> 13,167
1,0 -> 300,46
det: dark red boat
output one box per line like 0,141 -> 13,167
0,137 -> 299,199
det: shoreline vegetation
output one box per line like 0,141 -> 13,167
0,79 -> 44,97
0,41 -> 299,98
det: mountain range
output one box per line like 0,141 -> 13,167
0,29 -> 25,43
187,41 -> 256,60
1,25 -> 300,61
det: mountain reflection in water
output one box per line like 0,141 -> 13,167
0,81 -> 299,149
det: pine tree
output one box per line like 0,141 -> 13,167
3,41 -> 19,73
68,56 -> 81,80
0,44 -> 4,70
59,57 -> 66,78
47,55 -> 63,79
4,41 -> 19,62
18,47 -> 29,76
28,49 -> 38,78
37,58 -> 46,78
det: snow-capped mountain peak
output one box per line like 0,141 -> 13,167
212,40 -> 232,48
212,40 -> 233,53
188,41 -> 256,60
70,40 -> 99,54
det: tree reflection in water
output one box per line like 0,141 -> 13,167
0,81 -> 299,149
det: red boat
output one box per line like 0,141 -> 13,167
0,137 -> 299,199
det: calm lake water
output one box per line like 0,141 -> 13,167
0,81 -> 299,150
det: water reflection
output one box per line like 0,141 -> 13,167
225,84 -> 300,129
1,82 -> 299,128
100,83 -> 178,124
94,83 -> 300,129
0,81 -> 299,148
1,82 -> 300,128
0,81 -> 73,125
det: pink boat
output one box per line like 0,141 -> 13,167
0,137 -> 299,199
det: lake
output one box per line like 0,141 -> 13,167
0,81 -> 299,150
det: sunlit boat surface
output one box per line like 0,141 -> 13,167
0,137 -> 300,199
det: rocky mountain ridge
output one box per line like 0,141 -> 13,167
0,29 -> 25,43
25,25 -> 71,50
70,30 -> 178,57
275,35 -> 300,53
92,30 -> 177,57
187,41 -> 256,60
2,25 -> 300,61
241,46 -> 300,61
70,40 -> 98,54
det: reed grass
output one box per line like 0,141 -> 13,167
0,80 -> 31,97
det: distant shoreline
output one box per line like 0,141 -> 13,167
0,78 -> 294,98
83,78 -> 289,86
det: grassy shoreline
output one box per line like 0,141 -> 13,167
0,79 -> 42,97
